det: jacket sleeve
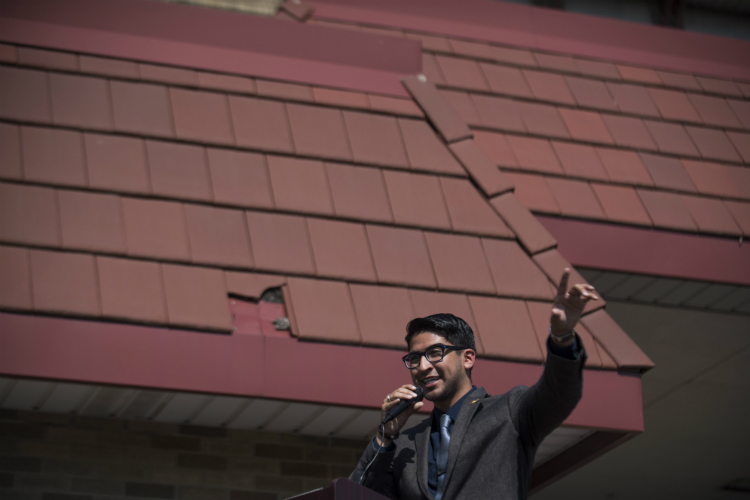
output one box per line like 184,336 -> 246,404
509,334 -> 587,448
349,439 -> 399,499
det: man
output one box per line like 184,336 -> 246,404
350,269 -> 598,500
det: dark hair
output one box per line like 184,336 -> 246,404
405,313 -> 476,352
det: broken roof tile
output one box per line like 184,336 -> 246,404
606,82 -> 661,118
0,66 -> 51,123
440,89 -> 481,126
184,204 -> 254,268
161,263 -> 232,331
84,133 -> 150,194
696,76 -> 742,97
471,94 -> 525,133
58,190 -> 126,254
402,77 -> 472,144
406,32 -> 453,52
546,177 -> 606,220
0,245 -> 32,310
473,131 -> 518,170
424,232 -> 496,294
534,52 -> 578,73
408,289 -> 484,355
504,172 -> 560,214
522,70 -> 576,105
449,139 -> 515,196
79,55 -> 139,79
505,135 -> 563,174
647,88 -> 702,123
684,126 -> 742,163
581,309 -> 654,370
349,283 -> 415,348
366,225 -> 436,288
681,159 -> 740,198
435,55 -> 489,91
600,114 -> 658,150
639,153 -> 697,192
551,141 -> 609,181
368,94 -> 423,117
727,99 -> 750,130
479,64 -> 533,98
440,177 -> 513,237
491,46 -> 537,67
0,123 -> 22,180
656,71 -> 701,91
287,103 -> 352,161
266,155 -> 333,216
449,39 -> 493,59
138,63 -> 198,86
616,64 -> 662,84
469,296 -> 543,362
643,120 -> 700,157
687,94 -> 742,128
307,218 -> 376,282
225,271 -> 286,299
229,95 -> 294,153
595,147 -> 654,186
680,195 -> 741,236
399,118 -> 465,176
724,201 -> 750,236
325,162 -> 393,222
313,87 -> 369,109
197,71 -> 256,94
286,277 -> 361,344
343,111 -> 409,168
206,148 -> 274,209
121,197 -> 191,261
636,189 -> 697,231
531,248 -> 603,313
482,238 -> 552,300
383,170 -> 452,230
558,108 -> 614,145
18,47 -> 78,71
490,193 -> 557,255
514,101 -> 570,139
170,88 -> 234,145
49,73 -> 113,130
565,76 -> 617,111
110,80 -> 174,138
245,211 -> 316,275
591,184 -> 652,226
726,131 -> 750,163
97,256 -> 167,324
421,53 -> 446,84
21,126 -> 86,187
575,59 -> 621,80
30,249 -> 100,316
145,140 -> 212,202
256,79 -> 314,102
0,183 -> 60,247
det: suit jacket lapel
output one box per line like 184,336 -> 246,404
415,414 -> 434,500
443,387 -> 487,493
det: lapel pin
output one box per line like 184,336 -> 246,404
469,399 -> 480,405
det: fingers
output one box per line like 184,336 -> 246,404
382,385 -> 419,408
556,268 -> 571,297
569,284 -> 600,302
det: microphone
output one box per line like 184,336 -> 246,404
382,386 -> 424,425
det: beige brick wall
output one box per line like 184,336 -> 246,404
0,409 -> 369,500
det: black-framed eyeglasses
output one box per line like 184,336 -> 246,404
402,344 -> 469,369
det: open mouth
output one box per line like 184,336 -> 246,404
421,376 -> 440,389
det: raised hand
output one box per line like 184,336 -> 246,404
550,268 -> 599,338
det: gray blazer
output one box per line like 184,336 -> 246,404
350,346 -> 586,500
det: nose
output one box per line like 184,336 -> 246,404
417,354 -> 433,372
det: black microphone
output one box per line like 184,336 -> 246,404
382,386 -> 424,425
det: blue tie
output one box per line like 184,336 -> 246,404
435,413 -> 452,500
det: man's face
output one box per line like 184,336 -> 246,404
408,332 -> 469,404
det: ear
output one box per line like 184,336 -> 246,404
462,349 -> 476,371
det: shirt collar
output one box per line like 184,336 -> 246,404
433,385 -> 478,422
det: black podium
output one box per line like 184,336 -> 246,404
287,478 -> 389,500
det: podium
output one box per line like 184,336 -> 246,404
287,478 -> 389,500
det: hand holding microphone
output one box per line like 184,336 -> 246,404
379,385 -> 424,446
